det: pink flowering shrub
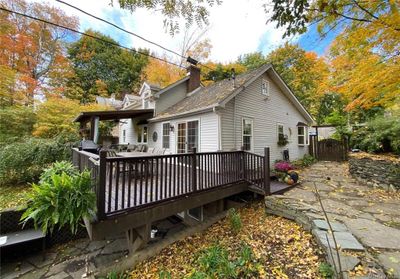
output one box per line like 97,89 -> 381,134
274,161 -> 294,172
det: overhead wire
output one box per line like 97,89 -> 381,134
0,6 -> 186,69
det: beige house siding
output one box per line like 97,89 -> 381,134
220,72 -> 309,162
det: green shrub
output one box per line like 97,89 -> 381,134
189,243 -> 261,279
0,137 -> 72,186
293,154 -> 317,168
158,270 -> 172,279
351,111 -> 400,154
228,208 -> 242,234
195,245 -> 236,278
319,262 -> 334,278
0,106 -> 36,146
39,161 -> 79,184
21,171 -> 96,234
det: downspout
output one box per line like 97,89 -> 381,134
233,97 -> 237,149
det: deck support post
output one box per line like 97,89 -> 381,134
191,148 -> 197,191
97,150 -> 107,220
264,147 -> 271,196
125,223 -> 151,254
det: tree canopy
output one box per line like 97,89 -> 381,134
0,0 -> 78,105
67,30 -> 148,103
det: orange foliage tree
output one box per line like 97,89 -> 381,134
0,0 -> 78,105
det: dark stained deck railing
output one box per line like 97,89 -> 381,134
71,148 -> 271,220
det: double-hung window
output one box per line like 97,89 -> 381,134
261,79 -> 269,97
277,124 -> 284,142
162,123 -> 170,149
298,126 -> 309,145
242,118 -> 253,151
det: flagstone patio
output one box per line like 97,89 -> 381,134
266,161 -> 400,278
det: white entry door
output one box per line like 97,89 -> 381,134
177,120 -> 199,153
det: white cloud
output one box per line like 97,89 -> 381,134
29,0 -> 289,62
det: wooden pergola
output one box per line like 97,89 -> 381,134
73,109 -> 154,142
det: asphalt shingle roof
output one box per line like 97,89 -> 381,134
153,65 -> 270,120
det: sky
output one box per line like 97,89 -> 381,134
31,0 -> 335,63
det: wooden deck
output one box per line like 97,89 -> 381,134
72,148 -> 294,220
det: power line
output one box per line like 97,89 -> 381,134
55,0 -> 186,60
55,0 -> 216,72
0,6 -> 186,69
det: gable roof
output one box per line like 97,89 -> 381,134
153,76 -> 190,98
150,64 -> 314,123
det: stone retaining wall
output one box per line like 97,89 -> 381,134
349,153 -> 400,190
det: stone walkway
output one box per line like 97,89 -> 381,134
266,161 -> 400,279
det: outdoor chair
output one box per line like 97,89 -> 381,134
127,144 -> 137,152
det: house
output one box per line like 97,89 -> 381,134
117,64 -> 313,162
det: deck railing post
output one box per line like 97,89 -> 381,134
97,150 -> 107,220
264,147 -> 271,195
191,148 -> 197,192
241,146 -> 246,180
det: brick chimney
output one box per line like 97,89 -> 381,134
187,65 -> 201,93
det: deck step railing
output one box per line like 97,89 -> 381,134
71,147 -> 270,220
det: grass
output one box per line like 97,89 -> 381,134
130,201 -> 325,278
0,184 -> 32,211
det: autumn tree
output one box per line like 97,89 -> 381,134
0,0 -> 78,105
67,30 -> 148,103
237,52 -> 266,70
263,43 -> 329,115
142,57 -> 185,88
268,0 -> 399,118
33,97 -> 110,138
201,62 -> 247,84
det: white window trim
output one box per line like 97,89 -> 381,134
298,126 -> 309,146
242,117 -> 254,152
162,122 -> 170,149
261,79 -> 270,97
175,118 -> 201,153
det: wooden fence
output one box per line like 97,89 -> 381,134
72,148 -> 270,220
309,135 -> 348,161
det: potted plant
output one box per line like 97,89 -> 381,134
277,134 -> 289,147
274,161 -> 299,185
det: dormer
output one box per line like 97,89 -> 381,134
138,82 -> 160,109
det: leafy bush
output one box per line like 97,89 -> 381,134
0,137 -> 72,186
39,161 -> 79,184
293,154 -> 317,168
21,171 -> 96,234
189,243 -> 261,278
319,262 -> 334,278
274,161 -> 294,172
228,208 -> 242,234
0,106 -> 36,146
194,245 -> 236,278
351,111 -> 400,154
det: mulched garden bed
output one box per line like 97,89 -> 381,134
129,201 -> 326,278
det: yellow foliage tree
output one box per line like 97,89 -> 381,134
33,97 -> 111,138
141,58 -> 185,88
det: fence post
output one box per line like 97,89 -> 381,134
191,148 -> 197,192
97,150 -> 107,220
264,147 -> 271,195
241,146 -> 246,180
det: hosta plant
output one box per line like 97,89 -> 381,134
21,171 -> 96,234
39,161 -> 79,184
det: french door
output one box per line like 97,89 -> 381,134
177,120 -> 199,153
